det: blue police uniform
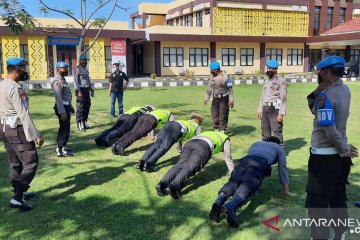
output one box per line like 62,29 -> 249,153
305,56 -> 352,239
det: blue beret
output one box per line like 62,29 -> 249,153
266,60 -> 279,69
80,55 -> 88,60
6,57 -> 27,67
210,61 -> 220,70
316,56 -> 346,70
55,61 -> 69,69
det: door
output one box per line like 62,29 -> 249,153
133,44 -> 144,75
57,46 -> 77,75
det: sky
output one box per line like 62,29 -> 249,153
20,0 -> 172,26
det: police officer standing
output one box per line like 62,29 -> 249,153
0,57 -> 44,211
74,55 -> 94,131
137,112 -> 203,172
256,60 -> 287,146
305,56 -> 358,239
205,62 -> 234,132
156,131 -> 234,199
109,62 -> 129,117
52,61 -> 74,157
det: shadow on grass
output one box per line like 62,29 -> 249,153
284,137 -> 307,156
227,125 -> 256,137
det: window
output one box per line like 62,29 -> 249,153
105,46 -> 112,73
20,44 -> 29,63
287,49 -> 303,66
326,7 -> 333,30
205,9 -> 211,15
240,48 -> 254,66
176,18 -> 180,26
350,49 -> 360,61
339,8 -> 346,24
196,12 -> 202,27
167,20 -> 174,26
222,48 -> 236,66
184,15 -> 190,26
189,48 -> 208,67
266,48 -> 283,66
313,6 -> 321,36
163,47 -> 184,67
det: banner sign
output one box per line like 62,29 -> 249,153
48,37 -> 80,46
111,38 -> 127,74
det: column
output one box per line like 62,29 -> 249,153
155,41 -> 161,77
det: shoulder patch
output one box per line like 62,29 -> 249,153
18,88 -> 28,101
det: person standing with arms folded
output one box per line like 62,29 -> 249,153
204,62 -> 234,132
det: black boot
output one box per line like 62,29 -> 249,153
144,162 -> 158,172
23,192 -> 36,201
111,144 -> 119,155
84,120 -> 90,129
77,121 -> 85,132
155,183 -> 167,197
165,184 -> 181,200
221,197 -> 244,228
136,160 -> 145,171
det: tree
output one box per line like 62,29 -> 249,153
0,0 -> 127,63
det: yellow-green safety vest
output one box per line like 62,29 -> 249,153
125,107 -> 144,115
150,110 -> 172,129
177,120 -> 199,142
198,131 -> 229,154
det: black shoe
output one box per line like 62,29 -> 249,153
155,184 -> 166,197
222,204 -> 239,228
136,160 -> 145,171
355,201 -> 360,208
111,144 -> 119,155
9,198 -> 33,211
144,163 -> 158,172
117,145 -> 126,156
209,203 -> 222,223
63,147 -> 72,152
23,192 -> 36,201
56,147 -> 74,157
103,138 -> 111,147
84,121 -> 90,129
165,184 -> 181,200
62,147 -> 74,157
77,122 -> 86,132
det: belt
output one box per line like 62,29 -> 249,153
63,101 -> 70,105
80,85 -> 90,88
311,147 -> 338,155
263,102 -> 276,107
0,118 -> 23,126
213,93 -> 229,99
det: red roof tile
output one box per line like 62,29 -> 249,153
322,17 -> 360,35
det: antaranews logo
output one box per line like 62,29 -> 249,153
263,215 -> 281,232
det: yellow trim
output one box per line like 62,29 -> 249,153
213,8 -> 309,37
89,38 -> 106,80
28,36 -> 48,80
1,35 -> 20,69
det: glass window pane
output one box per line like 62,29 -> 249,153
189,48 -> 195,54
170,48 -> 176,54
203,56 -> 208,66
229,48 -> 235,55
170,55 -> 176,66
229,56 -> 235,65
298,55 -> 302,65
248,48 -> 253,55
241,48 -> 246,55
177,55 -> 183,66
195,55 -> 201,66
164,48 -> 169,54
177,48 -> 183,54
241,56 -> 247,65
196,48 -> 201,54
222,48 -> 228,54
292,54 -> 297,64
266,49 -> 271,55
248,56 -> 253,65
190,55 -> 195,66
223,57 -> 228,66
164,56 -> 170,66
287,49 -> 292,55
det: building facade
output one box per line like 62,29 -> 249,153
0,0 -> 359,79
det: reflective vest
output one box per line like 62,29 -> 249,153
150,110 -> 172,129
125,107 -> 144,115
198,131 -> 229,154
177,120 -> 199,142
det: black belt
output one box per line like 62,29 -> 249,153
213,93 -> 229,99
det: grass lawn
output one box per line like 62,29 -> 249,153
1,82 -> 360,240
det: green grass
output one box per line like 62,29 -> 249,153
1,83 -> 360,240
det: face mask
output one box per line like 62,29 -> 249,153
266,71 -> 274,78
60,71 -> 68,77
112,67 -> 117,73
18,69 -> 29,81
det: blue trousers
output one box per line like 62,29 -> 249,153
110,91 -> 124,115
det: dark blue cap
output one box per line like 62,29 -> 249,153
316,56 -> 346,70
210,61 -> 220,70
80,55 -> 88,60
6,57 -> 27,67
266,60 -> 279,69
56,61 -> 69,69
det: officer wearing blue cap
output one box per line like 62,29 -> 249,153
74,54 -> 94,131
0,57 -> 44,211
204,61 -> 234,132
257,60 -> 287,146
51,61 -> 74,157
305,56 -> 358,239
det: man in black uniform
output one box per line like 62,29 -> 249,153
208,137 -> 290,228
95,105 -> 153,147
74,55 -> 94,131
0,57 -> 45,211
109,62 -> 129,117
